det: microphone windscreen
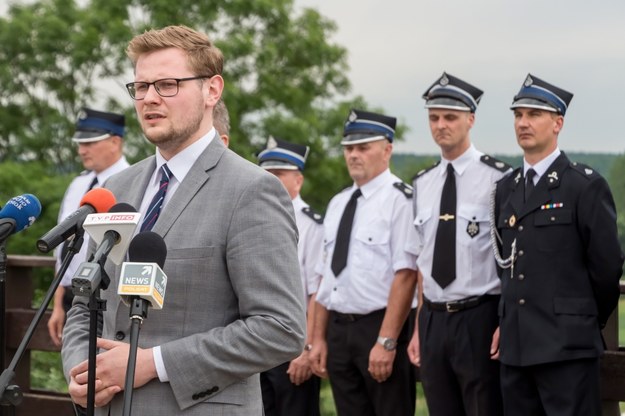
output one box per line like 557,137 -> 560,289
80,188 -> 116,213
108,202 -> 137,213
128,231 -> 167,268
0,194 -> 42,233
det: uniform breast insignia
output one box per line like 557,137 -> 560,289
513,170 -> 522,185
302,206 -> 324,224
393,182 -> 413,198
508,214 -> 516,227
466,220 -> 479,238
480,155 -> 511,173
540,203 -> 563,210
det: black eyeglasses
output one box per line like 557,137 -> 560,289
125,76 -> 211,100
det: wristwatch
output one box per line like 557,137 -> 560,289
376,336 -> 397,351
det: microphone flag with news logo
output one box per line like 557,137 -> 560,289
83,202 -> 141,265
0,194 -> 42,240
118,231 -> 167,309
37,187 -> 116,253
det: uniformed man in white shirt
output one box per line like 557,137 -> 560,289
47,108 -> 130,347
257,136 -> 323,416
406,73 -> 510,416
309,109 -> 418,416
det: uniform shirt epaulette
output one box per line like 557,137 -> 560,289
302,206 -> 324,224
569,161 -> 600,180
412,161 -> 440,182
480,155 -> 511,172
393,182 -> 413,199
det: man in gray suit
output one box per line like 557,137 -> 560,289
61,25 -> 306,415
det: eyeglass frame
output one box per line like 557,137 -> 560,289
125,75 -> 212,100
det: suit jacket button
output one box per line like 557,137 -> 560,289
518,250 -> 524,256
115,331 -> 125,341
518,225 -> 524,231
518,299 -> 526,305
210,386 -> 219,393
518,274 -> 525,280
192,394 -> 199,400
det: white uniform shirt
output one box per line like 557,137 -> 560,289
410,145 -> 509,302
55,156 -> 130,286
316,169 -> 417,314
292,195 -> 323,302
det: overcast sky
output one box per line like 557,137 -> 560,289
295,0 -> 625,156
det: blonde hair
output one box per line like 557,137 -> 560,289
126,25 -> 223,77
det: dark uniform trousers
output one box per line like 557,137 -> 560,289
418,295 -> 503,416
500,358 -> 600,416
326,308 -> 416,416
260,362 -> 320,416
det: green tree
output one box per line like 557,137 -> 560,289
608,153 -> 625,249
1,0 -> 391,211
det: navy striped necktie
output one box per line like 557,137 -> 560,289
141,164 -> 173,232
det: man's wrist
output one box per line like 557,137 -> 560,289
376,336 -> 397,351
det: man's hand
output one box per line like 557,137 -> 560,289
287,352 -> 313,385
308,341 -> 328,378
68,338 -> 157,407
47,304 -> 65,347
368,343 -> 395,383
407,326 -> 420,366
490,326 -> 500,360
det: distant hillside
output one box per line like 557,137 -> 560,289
391,152 -> 619,183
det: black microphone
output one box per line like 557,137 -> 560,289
37,188 -> 116,253
118,232 -> 168,309
71,203 -> 138,296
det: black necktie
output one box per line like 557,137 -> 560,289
141,164 -> 173,232
87,176 -> 98,191
431,163 -> 456,289
331,189 -> 362,277
525,168 -> 536,202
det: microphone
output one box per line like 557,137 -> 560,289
82,202 -> 141,265
71,203 -> 139,296
37,188 -> 116,253
118,232 -> 167,310
0,194 -> 42,240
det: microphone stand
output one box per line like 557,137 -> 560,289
0,230 -> 85,414
121,298 -> 149,416
81,240 -> 113,416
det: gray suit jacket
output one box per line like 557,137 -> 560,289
62,138 -> 306,415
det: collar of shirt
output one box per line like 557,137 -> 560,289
154,128 -> 216,185
439,144 -> 478,178
93,156 -> 130,186
523,147 -> 561,184
292,193 -> 306,211
354,168 -> 392,200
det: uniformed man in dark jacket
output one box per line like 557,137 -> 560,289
492,74 -> 624,416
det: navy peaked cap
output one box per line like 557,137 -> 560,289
73,108 -> 125,142
423,72 -> 483,113
511,74 -> 573,115
342,109 -> 396,145
258,136 -> 309,171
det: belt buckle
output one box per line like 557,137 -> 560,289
446,301 -> 460,313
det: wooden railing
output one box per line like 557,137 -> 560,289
1,255 -> 624,415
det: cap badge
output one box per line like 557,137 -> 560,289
440,74 -> 449,86
524,75 -> 534,87
267,136 -> 278,149
348,110 -> 358,122
78,109 -> 88,120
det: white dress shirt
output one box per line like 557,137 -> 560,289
316,169 -> 417,314
55,156 -> 130,286
523,147 -> 561,185
292,195 -> 324,303
409,144 -> 509,302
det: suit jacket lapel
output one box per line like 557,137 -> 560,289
152,138 -> 226,238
